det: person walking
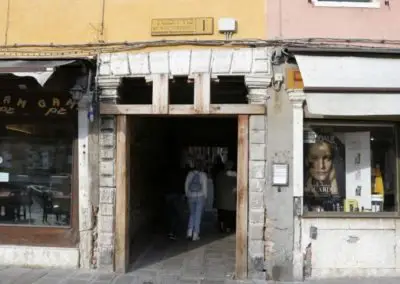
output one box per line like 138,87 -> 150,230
185,159 -> 208,241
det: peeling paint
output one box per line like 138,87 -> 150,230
303,243 -> 312,278
91,205 -> 99,269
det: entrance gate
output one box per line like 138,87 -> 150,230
97,48 -> 271,279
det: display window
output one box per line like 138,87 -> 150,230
0,117 -> 78,246
303,121 -> 397,214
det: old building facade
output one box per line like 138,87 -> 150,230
266,0 -> 400,281
0,0 -> 275,281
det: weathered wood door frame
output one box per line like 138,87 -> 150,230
115,115 -> 130,273
114,114 -> 250,277
236,115 -> 249,279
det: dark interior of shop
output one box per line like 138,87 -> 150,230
127,116 -> 238,272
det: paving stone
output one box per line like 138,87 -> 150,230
179,278 -> 201,284
62,280 -> 91,284
113,275 -> 137,284
94,273 -> 117,282
72,271 -> 97,280
159,274 -> 180,284
32,277 -> 65,284
201,280 -> 225,284
0,267 -> 32,277
44,269 -> 76,278
12,268 -> 48,284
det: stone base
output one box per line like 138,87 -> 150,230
0,245 -> 79,268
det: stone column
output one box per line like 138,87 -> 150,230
245,74 -> 270,279
96,76 -> 121,271
245,74 -> 271,105
77,93 -> 93,269
288,89 -> 306,281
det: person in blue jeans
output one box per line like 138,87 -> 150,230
184,160 -> 208,241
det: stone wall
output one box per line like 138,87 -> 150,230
97,115 -> 116,271
248,115 -> 267,279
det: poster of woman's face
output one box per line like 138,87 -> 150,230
308,141 -> 334,183
304,132 -> 345,199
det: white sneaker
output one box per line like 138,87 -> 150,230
192,233 -> 200,241
186,229 -> 193,239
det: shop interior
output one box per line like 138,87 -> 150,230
127,116 -> 238,275
0,119 -> 74,226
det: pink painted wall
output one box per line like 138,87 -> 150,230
267,0 -> 400,40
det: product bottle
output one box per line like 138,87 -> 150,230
374,164 -> 384,195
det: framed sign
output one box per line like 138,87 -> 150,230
272,163 -> 289,186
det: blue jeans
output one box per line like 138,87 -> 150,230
187,196 -> 205,235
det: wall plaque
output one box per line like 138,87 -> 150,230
151,17 -> 214,36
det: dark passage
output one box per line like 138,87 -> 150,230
127,116 -> 238,281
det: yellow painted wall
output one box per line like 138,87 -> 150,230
1,0 -> 265,54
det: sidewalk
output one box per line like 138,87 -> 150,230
1,266 -> 400,284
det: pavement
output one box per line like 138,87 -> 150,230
1,266 -> 400,284
2,212 -> 400,283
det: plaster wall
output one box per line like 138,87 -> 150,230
267,0 -> 399,41
301,218 -> 400,279
1,0 -> 265,46
265,68 -> 295,281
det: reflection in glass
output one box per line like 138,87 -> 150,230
0,122 -> 73,227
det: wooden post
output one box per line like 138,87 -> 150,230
152,74 -> 169,114
115,115 -> 130,273
236,115 -> 249,279
194,73 -> 211,114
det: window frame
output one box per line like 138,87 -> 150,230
302,120 -> 399,218
0,116 -> 79,247
311,0 -> 380,8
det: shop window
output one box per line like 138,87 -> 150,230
0,120 -> 74,227
303,122 -> 397,213
311,0 -> 380,8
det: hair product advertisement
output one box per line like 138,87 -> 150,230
303,128 -> 372,212
344,132 -> 371,210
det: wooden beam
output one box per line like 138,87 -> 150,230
210,104 -> 265,115
115,115 -> 130,273
100,104 -> 152,115
194,73 -> 211,113
100,103 -> 265,115
236,115 -> 249,279
152,74 -> 169,114
169,104 -> 196,115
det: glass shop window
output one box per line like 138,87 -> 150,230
0,121 -> 73,226
303,123 -> 397,213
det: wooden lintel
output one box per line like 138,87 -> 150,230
100,103 -> 265,115
169,104 -> 195,115
210,104 -> 265,115
152,74 -> 169,114
236,115 -> 249,279
194,73 -> 211,114
100,104 -> 153,115
115,115 -> 129,273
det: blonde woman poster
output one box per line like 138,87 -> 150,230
304,132 -> 345,211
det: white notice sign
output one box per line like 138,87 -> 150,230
0,172 -> 9,182
272,164 -> 289,186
